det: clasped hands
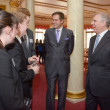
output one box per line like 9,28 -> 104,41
27,55 -> 40,74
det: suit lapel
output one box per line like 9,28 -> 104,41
15,38 -> 27,67
51,28 -> 58,44
23,29 -> 30,54
89,36 -> 96,55
93,31 -> 110,55
50,27 -> 66,45
59,27 -> 66,44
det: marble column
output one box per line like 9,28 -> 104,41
67,0 -> 86,101
84,30 -> 87,49
26,0 -> 35,33
109,26 -> 110,30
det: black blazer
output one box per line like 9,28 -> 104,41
0,48 -> 29,110
86,30 -> 110,97
22,29 -> 36,59
6,38 -> 35,81
44,27 -> 74,75
5,38 -> 35,98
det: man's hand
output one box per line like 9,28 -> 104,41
27,64 -> 40,74
28,55 -> 39,64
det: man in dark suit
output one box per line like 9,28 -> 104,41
17,8 -> 36,59
44,11 -> 74,110
85,12 -> 110,110
22,28 -> 36,99
22,29 -> 36,59
17,8 -> 38,100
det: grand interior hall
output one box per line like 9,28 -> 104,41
1,0 -> 110,110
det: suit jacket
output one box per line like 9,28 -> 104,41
86,30 -> 110,97
22,29 -> 36,59
44,27 -> 74,75
0,48 -> 29,110
5,38 -> 35,98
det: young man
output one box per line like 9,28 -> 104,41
17,8 -> 36,59
44,11 -> 74,110
17,8 -> 38,99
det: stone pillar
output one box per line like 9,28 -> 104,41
109,26 -> 110,30
26,0 -> 35,33
67,0 -> 85,102
84,30 -> 87,48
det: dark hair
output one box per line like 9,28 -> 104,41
52,11 -> 65,20
0,10 -> 18,35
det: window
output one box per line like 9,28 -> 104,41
35,29 -> 46,43
86,29 -> 96,48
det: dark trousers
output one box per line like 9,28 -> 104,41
46,72 -> 68,110
85,83 -> 110,110
23,80 -> 32,99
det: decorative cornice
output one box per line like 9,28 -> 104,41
84,10 -> 96,14
57,0 -> 67,2
84,1 -> 110,6
0,5 -> 6,11
34,1 -> 107,11
34,1 -> 67,10
57,0 -> 110,6
84,4 -> 107,11
9,0 -> 24,7
57,0 -> 110,9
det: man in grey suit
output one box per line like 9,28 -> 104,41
85,12 -> 110,110
44,11 -> 74,110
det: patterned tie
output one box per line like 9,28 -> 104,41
56,29 -> 60,43
93,34 -> 100,52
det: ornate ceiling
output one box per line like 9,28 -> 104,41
3,0 -> 110,28
34,0 -> 110,28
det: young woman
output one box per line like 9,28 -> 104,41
0,10 -> 29,110
5,9 -> 39,101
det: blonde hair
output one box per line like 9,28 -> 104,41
14,11 -> 27,23
17,8 -> 31,16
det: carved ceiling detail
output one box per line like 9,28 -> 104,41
9,0 -> 24,7
34,1 -> 67,10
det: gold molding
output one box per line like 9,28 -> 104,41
84,10 -> 96,14
34,1 -> 67,10
55,90 -> 86,100
66,90 -> 86,99
0,5 -> 6,10
84,1 -> 110,6
84,4 -> 107,11
9,0 -> 24,7
57,0 -> 66,1
34,1 -> 107,11
57,0 -> 110,6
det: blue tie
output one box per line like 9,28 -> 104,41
93,34 -> 100,52
56,29 -> 60,43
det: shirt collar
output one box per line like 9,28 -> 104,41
56,26 -> 63,32
16,35 -> 22,44
99,29 -> 108,38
